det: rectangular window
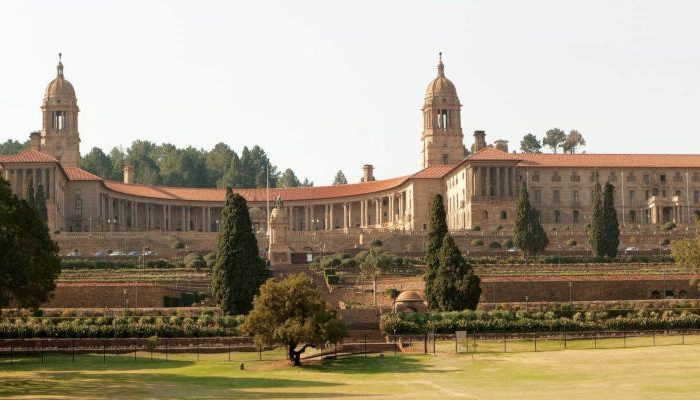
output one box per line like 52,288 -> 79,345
643,175 -> 650,185
694,173 -> 699,183
675,190 -> 682,197
660,174 -> 667,183
553,190 -> 560,204
629,190 -> 635,204
645,190 -> 650,200
532,174 -> 540,182
695,191 -> 700,203
572,190 -> 579,202
534,190 -> 542,204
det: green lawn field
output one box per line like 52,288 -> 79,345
2,344 -> 700,399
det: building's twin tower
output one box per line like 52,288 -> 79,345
421,53 -> 464,168
33,53 -> 463,171
32,53 -> 81,167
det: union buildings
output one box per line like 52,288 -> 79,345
2,55 -> 700,241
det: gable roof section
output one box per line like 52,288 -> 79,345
410,164 -> 456,179
0,149 -> 59,164
466,146 -> 700,168
64,167 -> 102,181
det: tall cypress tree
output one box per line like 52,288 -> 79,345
589,174 -> 605,257
602,182 -> 620,258
513,181 -> 549,257
211,188 -> 270,315
432,234 -> 481,311
35,184 -> 48,224
424,194 -> 447,309
26,182 -> 35,208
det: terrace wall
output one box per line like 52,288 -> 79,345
44,283 -> 183,308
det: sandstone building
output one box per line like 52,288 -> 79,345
2,54 -> 700,245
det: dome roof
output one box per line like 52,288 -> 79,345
425,54 -> 458,100
395,290 -> 425,303
45,55 -> 76,98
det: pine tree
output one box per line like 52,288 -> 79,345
589,174 -> 605,257
513,181 -> 549,257
332,170 -> 347,185
424,194 -> 447,309
431,234 -> 481,311
0,176 -> 60,311
602,182 -> 620,258
35,184 -> 48,223
211,188 -> 271,315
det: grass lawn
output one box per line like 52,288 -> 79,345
2,344 -> 700,399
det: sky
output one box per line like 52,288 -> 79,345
1,1 -> 699,186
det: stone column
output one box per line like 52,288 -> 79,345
324,204 -> 329,230
21,169 -> 27,199
42,169 -> 49,198
329,204 -> 334,230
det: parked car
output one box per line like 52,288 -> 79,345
109,251 -> 126,257
94,251 -> 106,257
66,249 -> 81,257
127,250 -> 140,256
506,247 -> 519,254
624,246 -> 639,254
143,250 -> 157,256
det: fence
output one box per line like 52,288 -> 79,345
396,329 -> 700,355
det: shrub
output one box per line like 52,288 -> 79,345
662,222 -> 677,231
325,274 -> 339,285
472,225 -> 481,231
659,238 -> 671,246
370,239 -> 383,248
471,239 -> 484,247
172,240 -> 185,250
503,239 -> 515,249
567,239 -> 578,247
385,288 -> 400,299
488,241 -> 502,249
185,253 -> 206,269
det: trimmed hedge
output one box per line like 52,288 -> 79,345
62,259 -> 175,269
0,315 -> 245,338
381,309 -> 700,335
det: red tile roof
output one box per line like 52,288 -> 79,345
467,147 -> 700,168
103,174 -> 411,203
64,167 -> 102,181
410,164 -> 456,179
0,150 -> 58,164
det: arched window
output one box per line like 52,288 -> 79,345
74,196 -> 82,217
573,210 -> 580,223
554,210 -> 561,223
500,210 -> 507,220
482,210 -> 489,220
629,210 -> 636,223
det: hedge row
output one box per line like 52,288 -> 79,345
464,255 -> 674,265
380,309 -> 700,335
0,315 -> 245,339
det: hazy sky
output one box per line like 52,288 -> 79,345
1,1 -> 699,185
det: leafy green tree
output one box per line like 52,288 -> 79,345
602,182 -> 620,258
34,185 -> 47,223
513,182 -> 549,257
672,220 -> 700,277
205,143 -> 235,188
242,273 -> 346,366
589,174 -> 605,257
81,147 -> 115,179
424,194 -> 447,309
0,138 -> 28,155
26,182 -> 35,208
0,176 -> 60,312
125,140 -> 160,184
542,128 -> 566,153
333,170 -> 348,185
279,168 -> 301,188
358,243 -> 392,305
520,133 -> 542,153
300,178 -> 314,187
563,130 -> 586,154
431,234 -> 481,311
211,188 -> 270,315
108,147 -> 126,181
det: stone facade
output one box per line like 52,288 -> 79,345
2,53 -> 700,254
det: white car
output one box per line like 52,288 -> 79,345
142,250 -> 157,256
127,250 -> 140,256
66,250 -> 81,257
109,251 -> 126,257
506,247 -> 519,254
624,246 -> 639,254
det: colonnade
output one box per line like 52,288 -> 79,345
471,166 -> 516,198
3,166 -> 55,200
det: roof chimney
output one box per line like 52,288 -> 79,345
29,131 -> 41,151
123,165 -> 134,184
494,139 -> 509,153
362,164 -> 375,182
474,131 -> 487,151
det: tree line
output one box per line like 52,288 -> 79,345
520,129 -> 587,154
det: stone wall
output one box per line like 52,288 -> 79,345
44,283 -> 183,308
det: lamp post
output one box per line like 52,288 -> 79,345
89,216 -> 93,238
525,296 -> 529,311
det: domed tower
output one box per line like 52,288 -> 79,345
421,53 -> 464,168
41,53 -> 80,167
